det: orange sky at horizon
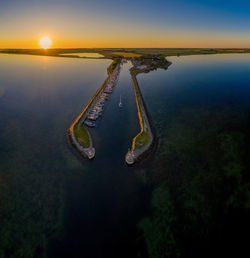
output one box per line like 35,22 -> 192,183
1,36 -> 250,49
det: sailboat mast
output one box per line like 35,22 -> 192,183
119,95 -> 122,108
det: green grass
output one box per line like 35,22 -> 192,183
73,123 -> 90,148
108,51 -> 142,57
131,73 -> 151,150
107,57 -> 121,74
135,129 -> 150,149
130,68 -> 142,76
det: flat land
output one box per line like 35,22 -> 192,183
1,48 -> 250,59
105,52 -> 142,58
122,48 -> 250,56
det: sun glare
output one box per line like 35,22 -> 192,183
39,36 -> 52,49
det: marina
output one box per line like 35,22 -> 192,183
84,62 -> 121,127
68,58 -> 121,160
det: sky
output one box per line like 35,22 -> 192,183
1,0 -> 250,48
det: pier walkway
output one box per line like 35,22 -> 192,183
125,73 -> 154,165
68,61 -> 121,159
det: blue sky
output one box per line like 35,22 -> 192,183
1,0 -> 250,48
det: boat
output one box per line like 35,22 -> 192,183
119,95 -> 122,108
88,114 -> 97,121
84,120 -> 96,127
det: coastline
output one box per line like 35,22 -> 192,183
2,48 -> 250,60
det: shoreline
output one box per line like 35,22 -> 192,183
2,49 -> 250,60
0,52 -> 108,60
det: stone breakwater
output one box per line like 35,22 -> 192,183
125,73 -> 155,165
68,126 -> 95,159
68,60 -> 121,159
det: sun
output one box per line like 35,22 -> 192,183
39,36 -> 52,49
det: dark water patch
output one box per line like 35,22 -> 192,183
137,54 -> 250,258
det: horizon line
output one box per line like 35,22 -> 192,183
1,47 -> 250,50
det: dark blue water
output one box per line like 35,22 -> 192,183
138,54 -> 250,115
0,54 -> 149,258
1,53 -> 250,258
49,62 -> 149,258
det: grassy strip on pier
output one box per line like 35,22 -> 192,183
134,129 -> 150,149
125,71 -> 154,164
107,57 -> 121,75
126,58 -> 171,164
131,73 -> 152,151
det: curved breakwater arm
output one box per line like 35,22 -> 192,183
68,59 -> 121,159
125,73 -> 155,165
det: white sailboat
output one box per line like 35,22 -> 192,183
119,95 -> 122,108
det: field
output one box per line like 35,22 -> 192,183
106,51 -> 142,58
118,48 -> 250,56
1,48 -> 250,59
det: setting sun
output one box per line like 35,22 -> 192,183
39,36 -> 52,49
